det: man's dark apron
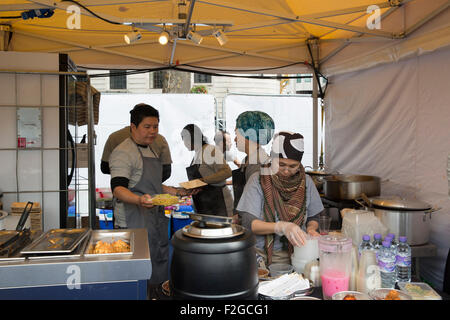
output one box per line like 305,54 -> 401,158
186,163 -> 228,217
231,166 -> 247,210
124,144 -> 168,284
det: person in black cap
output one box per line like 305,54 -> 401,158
236,131 -> 323,266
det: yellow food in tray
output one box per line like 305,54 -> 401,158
87,239 -> 130,254
151,194 -> 180,206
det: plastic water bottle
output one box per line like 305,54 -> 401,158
388,233 -> 398,248
378,241 -> 397,288
396,236 -> 412,283
359,235 -> 374,258
372,233 -> 383,258
384,235 -> 397,256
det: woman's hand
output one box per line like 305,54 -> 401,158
306,228 -> 320,237
274,221 -> 307,247
139,194 -> 154,208
306,221 -> 320,237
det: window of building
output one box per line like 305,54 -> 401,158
194,73 -> 212,83
109,70 -> 127,89
296,73 -> 313,83
152,71 -> 164,89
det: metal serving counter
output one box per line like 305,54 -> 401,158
0,228 -> 151,300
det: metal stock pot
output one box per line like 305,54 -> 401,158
323,174 -> 381,200
370,197 -> 438,246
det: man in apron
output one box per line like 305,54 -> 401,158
109,104 -> 186,289
100,123 -> 172,229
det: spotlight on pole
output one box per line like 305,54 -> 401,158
186,30 -> 203,45
124,30 -> 142,44
158,31 -> 170,45
213,29 -> 228,46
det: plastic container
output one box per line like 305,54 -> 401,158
368,288 -> 412,300
397,282 -> 441,300
319,234 -> 353,300
268,263 -> 294,277
291,236 -> 319,274
332,291 -> 371,300
357,249 -> 381,294
97,209 -> 113,229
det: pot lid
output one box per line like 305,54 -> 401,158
318,234 -> 353,252
182,221 -> 244,239
370,197 -> 431,211
187,213 -> 233,226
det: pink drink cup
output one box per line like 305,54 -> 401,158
321,270 -> 350,299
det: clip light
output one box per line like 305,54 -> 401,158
159,31 -> 170,45
124,31 -> 142,44
213,29 -> 228,46
186,30 -> 203,45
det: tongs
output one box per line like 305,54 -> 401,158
0,201 -> 33,255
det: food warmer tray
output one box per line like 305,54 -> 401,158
26,233 -> 90,260
84,230 -> 134,257
20,228 -> 90,255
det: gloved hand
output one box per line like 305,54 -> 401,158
274,221 -> 307,247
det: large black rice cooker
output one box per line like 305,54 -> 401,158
170,213 -> 258,300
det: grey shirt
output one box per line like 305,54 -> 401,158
109,137 -> 161,228
236,172 -> 324,251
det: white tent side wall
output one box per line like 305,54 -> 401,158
324,46 -> 450,290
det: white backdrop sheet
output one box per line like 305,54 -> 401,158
224,94 -> 316,169
324,47 -> 450,290
95,93 -> 216,188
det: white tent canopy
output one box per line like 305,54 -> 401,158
0,0 -> 448,75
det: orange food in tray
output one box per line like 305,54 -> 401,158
384,290 -> 401,300
88,239 -> 130,254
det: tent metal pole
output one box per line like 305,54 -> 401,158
183,0 -> 197,37
404,1 -> 450,37
169,39 -> 177,65
13,30 -> 166,65
86,75 -> 97,229
199,0 -> 394,38
319,5 -> 400,65
308,39 -> 320,170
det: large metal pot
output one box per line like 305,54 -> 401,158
305,167 -> 335,192
323,174 -> 381,200
370,197 -> 437,246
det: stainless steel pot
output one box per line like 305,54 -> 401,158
305,167 -> 336,192
370,197 -> 438,246
323,174 -> 381,200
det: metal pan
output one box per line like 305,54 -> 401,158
20,228 -> 90,254
26,232 -> 90,260
84,230 -> 134,257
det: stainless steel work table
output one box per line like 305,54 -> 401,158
0,228 -> 151,300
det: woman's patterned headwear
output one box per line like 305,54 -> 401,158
270,131 -> 304,162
